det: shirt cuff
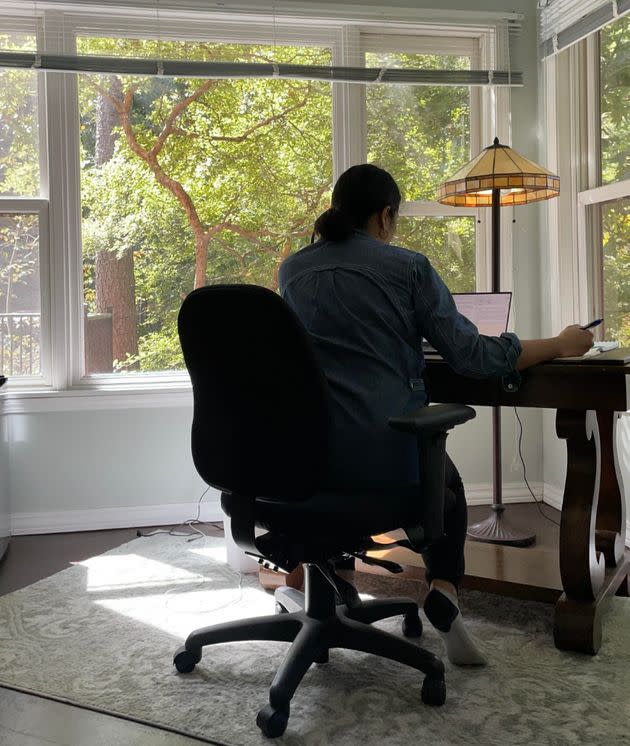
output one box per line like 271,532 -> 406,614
499,332 -> 522,392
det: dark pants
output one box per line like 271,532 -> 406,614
421,454 -> 467,589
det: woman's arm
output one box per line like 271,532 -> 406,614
516,326 -> 594,370
412,254 -> 594,376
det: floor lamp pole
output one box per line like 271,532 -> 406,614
466,188 -> 536,547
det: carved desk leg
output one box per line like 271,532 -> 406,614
595,410 -> 626,570
554,409 -> 606,654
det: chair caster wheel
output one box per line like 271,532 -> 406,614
256,703 -> 289,738
402,613 -> 423,638
275,601 -> 288,614
421,676 -> 446,706
173,645 -> 201,673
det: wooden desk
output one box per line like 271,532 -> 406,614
373,351 -> 630,655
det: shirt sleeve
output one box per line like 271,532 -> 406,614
411,253 -> 522,381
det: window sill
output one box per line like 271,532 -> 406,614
0,382 -> 193,414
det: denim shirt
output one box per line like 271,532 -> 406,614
279,230 -> 522,487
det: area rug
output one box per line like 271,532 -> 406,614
0,533 -> 628,746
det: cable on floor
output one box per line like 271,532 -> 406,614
136,486 -> 224,542
514,407 -> 561,527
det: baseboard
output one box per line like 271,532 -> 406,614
544,482 -> 630,549
542,483 -> 563,512
465,481 -> 543,506
11,496 -> 224,535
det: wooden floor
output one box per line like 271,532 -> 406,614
362,501 -> 564,604
0,504 -> 559,745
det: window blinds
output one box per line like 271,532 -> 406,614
0,2 -> 524,87
0,52 -> 523,86
539,0 -> 630,57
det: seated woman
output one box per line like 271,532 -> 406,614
278,163 -> 593,666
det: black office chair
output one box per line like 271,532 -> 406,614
173,284 -> 475,738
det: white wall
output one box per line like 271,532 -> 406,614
8,0 -> 547,533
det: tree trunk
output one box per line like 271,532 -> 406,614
93,75 -> 139,371
194,233 -> 210,289
95,248 -> 138,369
95,75 -> 120,166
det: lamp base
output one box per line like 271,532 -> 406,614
467,504 -> 536,547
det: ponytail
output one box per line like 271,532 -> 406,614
313,207 -> 354,242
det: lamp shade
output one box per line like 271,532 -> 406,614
436,137 -> 560,207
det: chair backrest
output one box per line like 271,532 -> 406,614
178,284 -> 330,500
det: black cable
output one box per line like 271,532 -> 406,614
513,407 -> 560,527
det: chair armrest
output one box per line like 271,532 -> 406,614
387,404 -> 476,550
388,403 -> 476,435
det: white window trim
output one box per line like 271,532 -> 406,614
1,3 -> 512,407
577,177 -> 630,324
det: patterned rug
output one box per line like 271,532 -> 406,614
0,533 -> 628,746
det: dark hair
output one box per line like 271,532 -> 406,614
313,164 -> 401,242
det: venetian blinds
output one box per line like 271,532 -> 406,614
539,0 -> 630,57
0,0 -> 524,87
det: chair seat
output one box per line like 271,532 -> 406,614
222,484 -> 423,541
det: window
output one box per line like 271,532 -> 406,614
78,38 -> 332,374
362,35 -> 480,291
0,4 -> 508,392
0,35 -> 39,197
596,197 -> 630,344
0,32 -> 46,382
600,16 -> 630,187
571,14 -> 630,345
0,212 -> 41,375
595,16 -> 630,344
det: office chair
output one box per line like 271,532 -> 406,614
173,284 -> 475,738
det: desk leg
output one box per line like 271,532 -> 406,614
554,409 -> 629,654
554,409 -> 604,653
594,410 -> 626,566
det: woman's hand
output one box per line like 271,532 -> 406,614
557,325 -> 594,357
517,325 -> 594,370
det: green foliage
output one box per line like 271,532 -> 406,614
78,39 -> 333,371
396,216 -> 475,293
601,199 -> 630,345
600,18 -> 630,344
367,52 -> 470,202
0,35 -> 39,196
600,15 -> 630,185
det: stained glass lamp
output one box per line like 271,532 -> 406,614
437,138 -> 560,547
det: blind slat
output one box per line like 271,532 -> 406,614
0,51 -> 523,86
539,0 -> 630,57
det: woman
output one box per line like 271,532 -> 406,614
278,164 -> 592,666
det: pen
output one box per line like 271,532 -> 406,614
580,318 -> 603,330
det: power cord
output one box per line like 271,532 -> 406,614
513,407 -> 560,527
136,486 -> 224,542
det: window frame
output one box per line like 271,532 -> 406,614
0,3 -> 513,402
0,22 -> 52,389
0,198 -> 51,388
547,22 -> 630,342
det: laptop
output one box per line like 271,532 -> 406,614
422,292 -> 512,353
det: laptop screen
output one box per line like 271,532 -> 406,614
452,292 -> 512,336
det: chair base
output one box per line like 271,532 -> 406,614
174,564 -> 445,738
